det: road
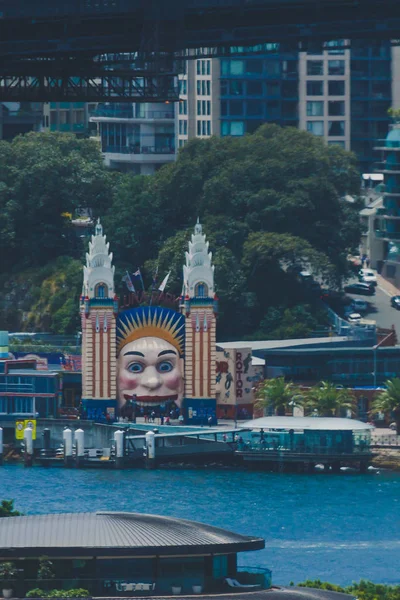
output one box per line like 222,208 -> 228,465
345,284 -> 400,330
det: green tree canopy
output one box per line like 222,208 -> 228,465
306,381 -> 356,417
0,500 -> 22,518
255,377 -> 303,416
372,378 -> 400,433
0,132 -> 117,272
0,126 -> 361,338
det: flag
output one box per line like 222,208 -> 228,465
133,268 -> 145,290
122,271 -> 135,292
152,263 -> 159,291
158,271 -> 171,293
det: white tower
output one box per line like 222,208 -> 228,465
182,220 -> 217,404
80,219 -> 118,418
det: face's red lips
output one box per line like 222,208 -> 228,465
124,394 -> 178,403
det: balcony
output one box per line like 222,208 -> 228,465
0,383 -> 34,393
374,139 -> 400,150
375,230 -> 400,239
104,144 -> 175,155
6,569 -> 272,598
91,108 -> 174,120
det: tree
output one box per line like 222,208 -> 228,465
0,132 -> 116,272
372,378 -> 400,434
306,381 -> 355,417
255,377 -> 303,416
0,500 -> 22,518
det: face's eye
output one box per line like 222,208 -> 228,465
127,362 -> 144,374
157,361 -> 173,373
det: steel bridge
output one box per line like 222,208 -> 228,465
0,0 -> 399,102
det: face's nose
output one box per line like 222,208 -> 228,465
141,366 -> 162,390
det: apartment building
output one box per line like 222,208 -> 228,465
90,102 -> 176,174
178,41 -> 395,173
42,102 -> 96,136
177,56 -> 220,148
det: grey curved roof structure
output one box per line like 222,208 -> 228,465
241,416 -> 374,432
0,511 -> 264,558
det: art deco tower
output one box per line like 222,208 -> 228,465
80,219 -> 118,418
181,220 -> 217,419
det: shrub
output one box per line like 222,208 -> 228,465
26,589 -> 46,598
26,589 -> 90,599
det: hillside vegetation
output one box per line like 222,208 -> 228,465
0,127 -> 361,339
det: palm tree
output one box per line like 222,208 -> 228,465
372,378 -> 400,434
255,377 -> 303,416
306,381 -> 355,417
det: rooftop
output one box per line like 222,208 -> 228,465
240,417 -> 375,432
0,512 -> 264,558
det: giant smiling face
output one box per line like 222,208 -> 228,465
117,336 -> 184,409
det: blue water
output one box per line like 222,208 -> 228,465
0,465 -> 399,586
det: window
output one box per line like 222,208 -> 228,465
197,80 -> 211,96
307,121 -> 324,136
247,100 -> 263,116
265,61 -> 279,76
328,101 -> 345,116
178,120 -> 187,135
221,59 -> 244,76
326,40 -> 345,55
13,397 -> 33,414
307,61 -> 323,75
246,59 -> 263,74
196,59 -> 211,75
282,81 -> 297,97
328,121 -> 345,136
307,101 -> 324,116
178,139 -> 186,148
307,81 -> 323,96
179,100 -> 187,115
247,80 -> 263,95
328,140 -> 345,147
229,80 -> 243,95
221,121 -> 245,136
179,79 -> 187,95
197,100 -> 211,116
266,81 -> 279,96
328,60 -> 345,75
328,80 -> 345,95
197,120 -> 211,136
230,100 -> 244,116
213,556 -> 228,579
95,283 -> 108,298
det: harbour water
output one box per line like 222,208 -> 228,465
0,465 -> 399,586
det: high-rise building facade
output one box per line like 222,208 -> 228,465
91,102 -> 176,174
177,56 -> 220,148
178,41 -> 395,173
299,41 -> 351,150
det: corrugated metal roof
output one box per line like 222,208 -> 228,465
240,416 -> 374,432
0,512 -> 264,556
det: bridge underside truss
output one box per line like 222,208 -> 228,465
1,0 -> 400,101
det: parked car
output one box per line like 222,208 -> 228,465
346,312 -> 362,324
58,407 -> 80,419
344,282 -> 375,296
350,299 -> 368,313
358,269 -> 377,286
391,295 -> 400,310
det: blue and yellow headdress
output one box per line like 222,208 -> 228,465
116,306 -> 185,357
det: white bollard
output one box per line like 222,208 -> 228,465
74,428 -> 85,467
24,426 -> 33,467
114,430 -> 125,468
63,428 -> 73,467
0,427 -> 3,465
145,431 -> 156,468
